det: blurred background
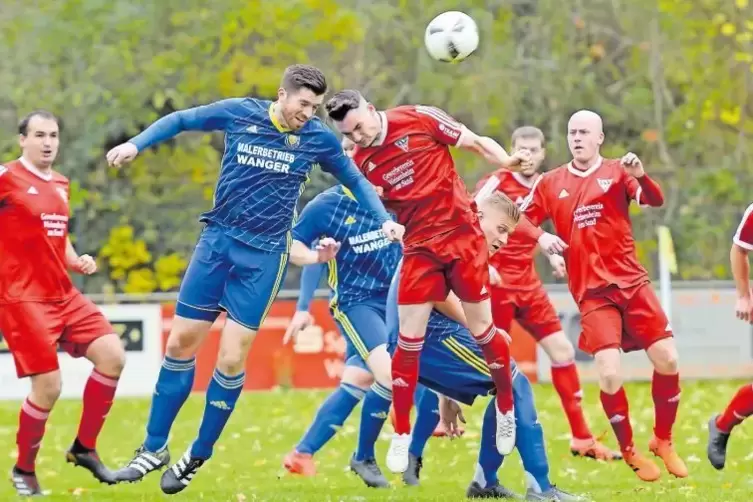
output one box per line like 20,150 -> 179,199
2,0 -> 752,296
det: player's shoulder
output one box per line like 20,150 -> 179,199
51,170 -> 69,186
308,186 -> 345,207
538,165 -> 568,186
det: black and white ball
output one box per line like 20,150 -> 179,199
424,11 -> 479,63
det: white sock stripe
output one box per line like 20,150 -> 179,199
90,370 -> 119,387
474,327 -> 496,346
371,383 -> 393,401
341,384 -> 366,400
549,359 -> 576,368
397,339 -> 424,350
213,371 -> 246,389
162,358 -> 196,370
22,400 -> 50,421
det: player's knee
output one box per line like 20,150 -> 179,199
30,372 -> 62,408
165,327 -> 204,358
543,332 -> 575,363
341,367 -> 374,390
648,339 -> 678,374
91,335 -> 126,376
598,370 -> 623,394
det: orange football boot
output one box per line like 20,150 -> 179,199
649,436 -> 688,478
283,450 -> 316,476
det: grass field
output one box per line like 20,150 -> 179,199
1,380 -> 751,501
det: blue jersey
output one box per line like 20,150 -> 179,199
293,185 -> 401,308
129,98 -> 390,253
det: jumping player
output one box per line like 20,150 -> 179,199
475,126 -> 620,461
107,65 -> 402,494
520,110 -> 685,481
707,202 -> 753,469
325,90 -> 563,472
1,111 -> 126,496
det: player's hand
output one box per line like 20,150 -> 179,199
373,185 -> 385,198
621,152 -> 645,178
538,232 -> 568,255
106,142 -> 139,167
548,254 -> 567,279
489,265 -> 502,287
506,149 -> 532,169
735,295 -> 753,323
283,310 -> 314,345
73,254 -> 97,275
382,220 -> 405,243
315,237 -> 341,263
438,395 -> 466,439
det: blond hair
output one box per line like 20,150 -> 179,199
478,191 -> 520,223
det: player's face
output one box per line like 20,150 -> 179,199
334,103 -> 382,148
19,116 -> 59,169
279,87 -> 324,131
478,206 -> 517,255
513,137 -> 545,177
567,118 -> 603,163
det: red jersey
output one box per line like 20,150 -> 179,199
351,105 -> 473,248
521,157 -> 656,303
0,159 -> 74,304
476,169 -> 543,291
734,203 -> 753,250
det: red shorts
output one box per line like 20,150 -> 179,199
398,223 -> 490,305
491,286 -> 562,341
578,282 -> 672,355
0,291 -> 114,378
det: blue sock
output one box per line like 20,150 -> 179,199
190,369 -> 245,460
144,356 -> 196,452
513,374 -> 552,492
296,383 -> 365,455
355,382 -> 392,461
474,397 -> 504,488
410,386 -> 439,458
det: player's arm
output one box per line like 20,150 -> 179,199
283,260 -> 326,344
290,195 -> 341,266
621,152 -> 664,207
518,177 -> 567,255
456,129 -> 527,171
731,204 -> 753,322
106,98 -> 246,166
318,135 -> 403,242
66,238 -> 97,275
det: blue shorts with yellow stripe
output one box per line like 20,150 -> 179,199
176,224 -> 289,330
388,324 -> 520,406
331,297 -> 389,372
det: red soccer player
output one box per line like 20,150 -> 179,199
520,110 -> 686,482
707,202 -> 753,470
475,126 -> 620,461
324,90 -> 564,474
0,111 -> 126,496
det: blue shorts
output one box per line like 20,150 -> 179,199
176,224 -> 289,330
332,299 -> 388,372
389,325 -> 519,406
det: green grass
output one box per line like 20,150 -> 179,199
1,380 -> 752,501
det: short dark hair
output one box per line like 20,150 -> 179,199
511,126 -> 545,148
281,64 -> 327,95
325,89 -> 363,121
19,110 -> 58,136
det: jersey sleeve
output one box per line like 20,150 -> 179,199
414,105 -> 465,146
519,176 -> 549,226
296,261 -> 326,311
473,172 -> 500,203
318,133 -> 391,223
734,203 -> 753,250
0,165 -> 10,200
292,195 -> 329,246
130,98 -> 246,151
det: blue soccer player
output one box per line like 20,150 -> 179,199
105,65 -> 404,495
384,192 -> 581,500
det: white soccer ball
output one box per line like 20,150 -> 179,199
424,11 -> 479,63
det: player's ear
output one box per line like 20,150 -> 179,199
277,87 -> 287,101
598,132 -> 604,146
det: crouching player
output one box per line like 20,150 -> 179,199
384,192 -> 582,500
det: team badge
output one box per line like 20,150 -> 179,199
285,134 -> 300,148
394,136 -> 409,152
597,178 -> 612,193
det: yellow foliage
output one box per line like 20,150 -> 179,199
720,107 -> 741,125
736,0 -> 749,8
721,23 -> 737,36
155,253 -> 188,291
124,268 -> 158,294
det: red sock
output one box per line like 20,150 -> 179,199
651,371 -> 680,440
473,325 -> 513,413
16,399 -> 50,473
77,369 -> 119,450
551,361 -> 592,440
391,333 -> 423,435
716,383 -> 753,433
600,387 -> 634,452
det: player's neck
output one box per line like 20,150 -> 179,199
271,102 -> 291,130
572,156 -> 600,171
20,156 -> 53,177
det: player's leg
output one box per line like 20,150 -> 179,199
623,284 -> 686,478
521,289 -> 619,461
0,303 -> 62,496
160,243 -> 290,494
708,382 -> 753,469
116,226 -> 231,483
402,386 -> 440,486
581,300 -> 661,482
450,231 -> 516,455
285,355 -> 372,476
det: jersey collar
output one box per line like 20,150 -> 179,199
371,112 -> 389,147
512,171 -> 537,188
19,156 -> 53,182
567,156 -> 603,178
268,103 -> 291,133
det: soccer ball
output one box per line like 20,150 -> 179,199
424,11 -> 479,63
